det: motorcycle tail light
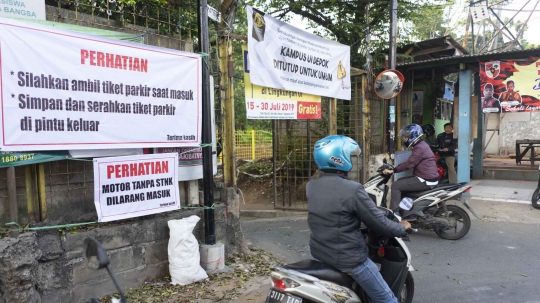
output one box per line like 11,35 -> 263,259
272,277 -> 300,289
464,186 -> 472,193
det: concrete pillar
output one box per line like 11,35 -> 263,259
187,180 -> 199,206
458,69 -> 472,183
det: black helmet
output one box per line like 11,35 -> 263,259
421,124 -> 435,138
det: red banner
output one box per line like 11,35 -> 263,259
297,101 -> 321,119
480,57 -> 540,113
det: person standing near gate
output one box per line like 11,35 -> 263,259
436,123 -> 457,184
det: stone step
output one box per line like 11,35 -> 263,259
483,167 -> 538,181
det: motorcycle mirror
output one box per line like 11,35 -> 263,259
84,237 -> 110,270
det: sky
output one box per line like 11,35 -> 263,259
447,0 -> 540,45
286,0 -> 540,45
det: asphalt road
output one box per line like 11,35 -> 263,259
242,215 -> 540,303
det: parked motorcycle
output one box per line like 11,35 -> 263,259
532,164 -> 540,209
364,162 -> 480,240
421,124 -> 457,184
430,146 -> 457,184
84,237 -> 126,303
266,207 -> 415,303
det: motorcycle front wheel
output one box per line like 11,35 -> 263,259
399,272 -> 415,303
434,205 -> 471,240
532,188 -> 540,209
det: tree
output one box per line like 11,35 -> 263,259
408,1 -> 455,41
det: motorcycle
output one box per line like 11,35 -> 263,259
266,207 -> 415,303
532,164 -> 540,209
429,145 -> 457,184
364,162 -> 481,240
84,237 -> 127,303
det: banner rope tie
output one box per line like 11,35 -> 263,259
68,143 -> 215,162
3,204 -> 218,232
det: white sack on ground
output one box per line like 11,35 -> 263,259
168,216 -> 208,285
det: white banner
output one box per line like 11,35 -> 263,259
246,6 -> 351,100
0,0 -> 45,20
154,76 -> 217,181
0,17 -> 201,151
93,153 -> 180,222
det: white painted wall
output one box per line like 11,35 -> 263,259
485,112 -> 540,156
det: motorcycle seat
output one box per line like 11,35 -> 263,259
404,183 -> 465,199
283,259 -> 354,287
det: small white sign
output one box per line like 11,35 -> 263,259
207,5 -> 221,23
470,5 -> 489,23
93,153 -> 180,222
0,0 -> 45,20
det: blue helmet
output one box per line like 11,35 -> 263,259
400,124 -> 423,148
313,135 -> 361,172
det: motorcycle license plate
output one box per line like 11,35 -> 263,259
266,288 -> 303,303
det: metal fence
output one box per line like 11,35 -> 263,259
367,89 -> 385,156
273,112 -> 328,210
271,74 -> 385,210
337,75 -> 367,183
42,160 -> 95,223
235,130 -> 273,160
45,0 -> 199,51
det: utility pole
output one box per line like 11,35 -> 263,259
219,0 -> 237,189
463,14 -> 471,49
198,0 -> 215,245
388,0 -> 397,158
492,4 -> 501,50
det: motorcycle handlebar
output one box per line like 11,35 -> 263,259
406,228 -> 418,234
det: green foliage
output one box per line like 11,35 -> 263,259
408,1 -> 455,41
46,0 -> 199,39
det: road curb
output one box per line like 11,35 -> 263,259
241,209 -> 307,218
470,196 -> 531,205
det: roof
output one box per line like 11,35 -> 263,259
397,47 -> 540,70
398,35 -> 469,62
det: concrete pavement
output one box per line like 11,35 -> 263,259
469,179 -> 537,204
241,209 -> 540,303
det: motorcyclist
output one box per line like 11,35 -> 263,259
307,135 -> 410,303
421,124 -> 438,149
436,123 -> 457,184
383,124 -> 439,211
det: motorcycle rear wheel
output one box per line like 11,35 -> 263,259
434,205 -> 471,240
399,272 -> 415,303
532,188 -> 540,209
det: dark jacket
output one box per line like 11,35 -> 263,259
307,173 -> 407,270
394,140 -> 439,181
436,132 -> 457,157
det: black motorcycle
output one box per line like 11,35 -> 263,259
532,164 -> 540,209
